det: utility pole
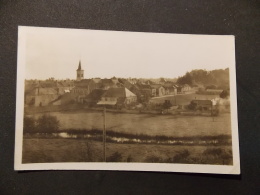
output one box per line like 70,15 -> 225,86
174,91 -> 177,105
103,106 -> 106,162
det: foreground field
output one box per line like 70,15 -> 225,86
22,138 -> 232,165
28,112 -> 232,137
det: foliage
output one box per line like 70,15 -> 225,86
188,102 -> 197,110
211,109 -> 219,116
177,68 -> 229,89
162,100 -> 172,112
37,114 -> 60,133
126,155 -> 133,162
177,72 -> 193,85
172,149 -> 190,163
107,152 -> 123,162
202,148 -> 232,164
144,155 -> 162,163
24,114 -> 60,133
219,90 -> 229,99
24,116 -> 36,133
203,148 -> 223,157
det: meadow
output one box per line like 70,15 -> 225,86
22,138 -> 232,165
27,111 -> 232,137
23,93 -> 232,164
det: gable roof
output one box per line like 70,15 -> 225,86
102,87 -> 136,98
150,84 -> 163,89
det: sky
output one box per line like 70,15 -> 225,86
22,26 -> 235,80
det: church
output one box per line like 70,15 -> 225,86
76,60 -> 84,81
71,61 -> 137,106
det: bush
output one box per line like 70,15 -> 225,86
220,90 -> 229,99
24,116 -> 36,133
203,148 -> 223,157
203,148 -> 233,165
173,150 -> 190,163
144,155 -> 162,163
126,155 -> 133,162
107,152 -> 123,162
36,114 -> 60,133
24,114 -> 60,133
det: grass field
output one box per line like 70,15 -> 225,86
22,138 -> 232,165
150,93 -> 219,105
28,111 -> 232,137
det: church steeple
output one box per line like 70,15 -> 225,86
76,60 -> 84,81
77,60 -> 82,71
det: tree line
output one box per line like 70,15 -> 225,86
24,115 -> 60,133
177,68 -> 230,89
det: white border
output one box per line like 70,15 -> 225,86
14,26 -> 240,174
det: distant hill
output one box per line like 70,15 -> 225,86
177,68 -> 230,89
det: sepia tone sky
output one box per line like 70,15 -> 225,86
23,27 -> 235,80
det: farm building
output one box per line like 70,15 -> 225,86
150,84 -> 166,96
97,87 -> 137,107
164,86 -> 177,95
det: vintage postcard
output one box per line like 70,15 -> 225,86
15,26 -> 240,174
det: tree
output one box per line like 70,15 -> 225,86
177,72 -> 193,85
24,116 -> 36,133
162,100 -> 172,113
219,90 -> 229,99
36,114 -> 60,133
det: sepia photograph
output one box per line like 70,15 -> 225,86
15,26 -> 240,174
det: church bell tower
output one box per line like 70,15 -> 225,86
76,60 -> 84,81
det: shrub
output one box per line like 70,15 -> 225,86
107,152 -> 123,162
36,114 -> 60,133
24,116 -> 36,133
203,148 -> 223,157
173,149 -> 190,163
144,155 -> 162,163
220,90 -> 229,99
126,155 -> 133,162
203,148 -> 233,165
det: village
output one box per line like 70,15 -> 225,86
22,62 -> 232,164
24,61 -> 230,115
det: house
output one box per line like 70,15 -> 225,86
182,84 -> 191,93
25,87 -> 60,106
97,87 -> 137,108
163,81 -> 174,88
137,84 -> 156,97
164,86 -> 177,95
150,84 -> 165,96
174,84 -> 183,94
101,78 -> 118,89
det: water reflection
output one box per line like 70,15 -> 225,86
26,132 -> 229,145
